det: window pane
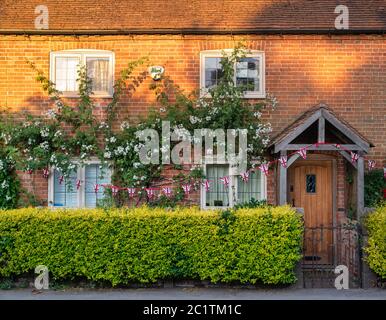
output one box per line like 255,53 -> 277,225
53,169 -> 77,207
84,164 -> 111,208
204,57 -> 223,89
237,170 -> 262,203
306,174 -> 316,193
55,57 -> 79,92
205,164 -> 229,207
86,57 -> 110,93
236,57 -> 260,92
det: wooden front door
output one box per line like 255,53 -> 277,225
288,160 -> 334,264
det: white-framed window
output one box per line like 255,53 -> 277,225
50,50 -> 115,97
200,162 -> 267,209
200,50 -> 265,98
48,160 -> 112,208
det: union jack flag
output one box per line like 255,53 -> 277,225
182,184 -> 192,195
350,152 -> 359,163
240,172 -> 249,183
279,156 -> 288,168
43,168 -> 49,179
202,180 -> 211,192
368,160 -> 376,171
111,185 -> 119,196
127,188 -> 136,198
145,188 -> 156,199
259,164 -> 269,176
162,187 -> 172,197
297,148 -> 307,160
220,176 -> 230,188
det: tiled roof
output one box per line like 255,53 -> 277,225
270,104 -> 374,148
0,0 -> 385,33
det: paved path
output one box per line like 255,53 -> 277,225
0,288 -> 385,300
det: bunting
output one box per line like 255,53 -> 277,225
279,155 -> 288,168
240,171 -> 250,183
53,142 -> 379,195
43,168 -> 49,179
203,180 -> 211,192
297,148 -> 307,160
259,163 -> 269,176
350,152 -> 359,163
145,188 -> 156,199
219,176 -> 230,188
368,160 -> 376,171
182,184 -> 192,195
127,188 -> 136,198
162,187 -> 173,197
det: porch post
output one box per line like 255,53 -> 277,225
279,150 -> 287,205
357,153 -> 365,218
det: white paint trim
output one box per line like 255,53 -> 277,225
200,161 -> 267,210
47,159 -> 111,208
50,49 -> 115,98
200,50 -> 266,99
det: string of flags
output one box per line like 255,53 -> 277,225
26,142 -> 383,196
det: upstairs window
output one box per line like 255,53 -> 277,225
200,50 -> 265,98
50,50 -> 114,97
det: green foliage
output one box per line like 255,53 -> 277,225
364,204 -> 386,279
0,148 -> 20,209
365,169 -> 386,207
0,206 -> 303,285
234,198 -> 268,209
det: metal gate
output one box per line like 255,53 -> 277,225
302,224 -> 362,288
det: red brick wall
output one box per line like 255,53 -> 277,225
0,34 -> 385,205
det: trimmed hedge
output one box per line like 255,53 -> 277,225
0,206 -> 303,285
364,204 -> 386,279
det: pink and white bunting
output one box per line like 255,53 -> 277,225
145,188 -> 156,199
59,175 -> 64,185
297,148 -> 307,160
240,171 -> 250,183
219,176 -> 230,188
111,185 -> 119,196
93,184 -> 99,193
368,160 -> 376,171
279,155 -> 288,168
182,184 -> 192,195
259,163 -> 269,176
76,179 -> 81,190
127,187 -> 136,198
203,180 -> 211,192
162,187 -> 172,197
43,168 -> 49,179
350,152 -> 359,163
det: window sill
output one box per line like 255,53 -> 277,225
200,91 -> 266,99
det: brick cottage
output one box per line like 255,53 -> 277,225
0,0 -> 385,234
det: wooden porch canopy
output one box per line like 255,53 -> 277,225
270,104 -> 374,216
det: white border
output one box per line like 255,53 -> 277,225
199,49 -> 266,99
49,49 -> 115,98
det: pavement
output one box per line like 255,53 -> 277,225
0,287 -> 385,300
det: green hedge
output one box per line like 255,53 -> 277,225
364,204 -> 386,279
0,206 -> 303,285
